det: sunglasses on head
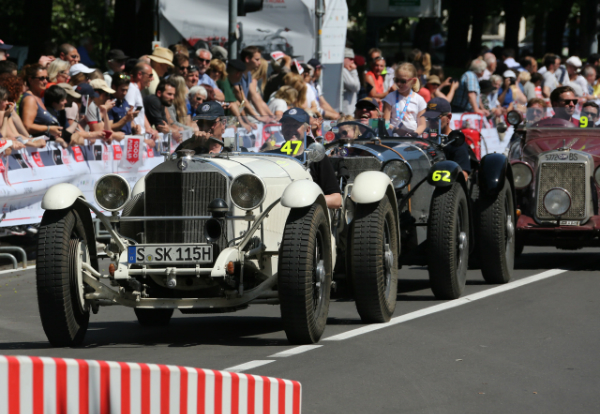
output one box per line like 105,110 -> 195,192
560,99 -> 578,105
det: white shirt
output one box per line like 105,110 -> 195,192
125,82 -> 146,134
383,91 -> 427,131
481,69 -> 492,81
563,76 -> 585,97
305,83 -> 318,111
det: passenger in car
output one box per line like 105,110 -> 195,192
175,101 -> 225,154
550,86 -> 579,126
271,107 -> 342,209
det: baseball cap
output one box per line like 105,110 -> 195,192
57,83 -> 81,99
566,56 -> 582,68
193,101 -> 225,121
75,83 -> 99,98
107,49 -> 129,61
422,97 -> 452,118
281,107 -> 310,124
0,40 -> 13,51
90,79 -> 116,94
426,75 -> 441,85
308,58 -> 322,69
344,48 -> 355,59
70,63 -> 95,77
210,45 -> 228,61
227,59 -> 246,73
355,97 -> 379,110
503,70 -> 517,79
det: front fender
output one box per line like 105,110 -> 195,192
281,179 -> 323,208
427,160 -> 462,187
351,171 -> 392,204
41,183 -> 85,210
479,153 -> 509,196
132,177 -> 145,198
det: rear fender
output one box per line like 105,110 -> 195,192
427,160 -> 462,188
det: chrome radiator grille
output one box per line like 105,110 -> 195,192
330,157 -> 382,182
536,162 -> 586,219
145,172 -> 228,246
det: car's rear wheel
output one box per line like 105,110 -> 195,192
134,308 -> 174,326
349,196 -> 398,322
478,180 -> 515,284
427,183 -> 470,299
36,209 -> 91,347
279,204 -> 332,344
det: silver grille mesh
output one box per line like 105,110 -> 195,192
145,172 -> 228,247
536,162 -> 586,219
330,157 -> 382,182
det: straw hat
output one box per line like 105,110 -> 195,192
149,47 -> 174,67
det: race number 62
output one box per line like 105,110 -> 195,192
432,170 -> 451,182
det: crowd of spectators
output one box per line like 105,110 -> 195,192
1,37 -> 600,155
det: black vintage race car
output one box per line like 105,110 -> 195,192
326,119 -> 516,306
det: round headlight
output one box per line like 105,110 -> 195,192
507,111 -> 522,126
229,174 -> 266,210
94,174 -> 131,212
512,162 -> 533,189
543,188 -> 571,216
595,166 -> 600,186
383,160 -> 412,189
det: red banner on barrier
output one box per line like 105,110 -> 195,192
126,138 -> 141,164
113,144 -> 122,161
72,146 -> 84,162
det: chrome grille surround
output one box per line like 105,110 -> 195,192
144,162 -> 230,248
535,150 -> 592,223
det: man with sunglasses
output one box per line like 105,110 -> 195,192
107,73 -> 141,140
580,102 -> 599,128
550,86 -> 579,126
354,97 -> 380,125
173,54 -> 190,78
422,98 -> 471,180
194,48 -> 225,101
125,62 -> 160,140
176,101 -> 226,154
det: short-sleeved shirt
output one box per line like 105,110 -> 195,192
452,71 -> 480,112
382,90 -> 427,131
198,73 -> 222,93
216,78 -> 236,103
85,101 -> 102,125
143,95 -> 167,128
125,82 -> 146,133
543,71 -> 559,93
498,83 -> 525,108
268,98 -> 288,114
417,87 -> 431,103
108,99 -> 132,135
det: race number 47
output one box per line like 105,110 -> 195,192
281,140 -> 302,155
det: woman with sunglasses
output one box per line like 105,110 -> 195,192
382,63 -> 427,135
19,64 -> 63,138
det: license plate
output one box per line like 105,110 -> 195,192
127,244 -> 213,265
560,220 -> 580,226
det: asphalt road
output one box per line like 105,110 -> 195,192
0,246 -> 599,413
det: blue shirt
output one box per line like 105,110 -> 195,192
240,71 -> 252,98
452,71 -> 480,112
498,83 -> 525,108
197,73 -> 222,93
108,99 -> 132,135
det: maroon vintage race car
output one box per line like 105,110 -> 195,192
507,110 -> 600,253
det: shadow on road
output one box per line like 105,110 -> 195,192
516,251 -> 600,271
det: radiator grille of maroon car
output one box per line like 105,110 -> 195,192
536,162 -> 586,219
144,172 -> 229,248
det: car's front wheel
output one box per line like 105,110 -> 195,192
349,196 -> 398,323
427,182 -> 470,299
279,203 -> 332,344
36,209 -> 91,347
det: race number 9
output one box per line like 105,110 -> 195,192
580,116 -> 588,128
281,141 -> 302,155
432,170 -> 451,182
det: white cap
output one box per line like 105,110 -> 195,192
69,63 -> 95,77
503,70 -> 517,78
566,56 -> 582,68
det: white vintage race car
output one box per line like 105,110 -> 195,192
36,129 -> 399,347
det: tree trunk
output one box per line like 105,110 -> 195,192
469,0 -> 487,58
545,0 -> 576,55
532,11 -> 545,57
23,0 -> 53,63
580,0 -> 600,56
567,14 -> 581,56
445,0 -> 471,67
503,0 -> 523,54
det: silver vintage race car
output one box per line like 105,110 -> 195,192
35,117 -> 400,347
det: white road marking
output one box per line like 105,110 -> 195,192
269,345 -> 323,358
224,360 -> 276,373
0,265 -> 35,275
323,268 -> 568,341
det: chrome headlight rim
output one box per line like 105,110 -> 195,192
383,159 -> 412,190
94,173 -> 131,212
511,161 -> 533,189
543,187 -> 571,217
507,110 -> 522,126
229,173 -> 267,211
594,166 -> 600,186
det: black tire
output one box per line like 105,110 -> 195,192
349,196 -> 399,323
279,203 -> 332,344
134,308 -> 174,326
427,183 -> 470,299
478,180 -> 515,284
36,209 -> 91,347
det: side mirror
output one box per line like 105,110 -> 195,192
448,130 -> 466,147
306,142 -> 326,163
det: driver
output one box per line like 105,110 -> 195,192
550,86 -> 578,126
176,101 -> 225,154
272,107 -> 342,209
354,97 -> 380,125
422,98 -> 471,180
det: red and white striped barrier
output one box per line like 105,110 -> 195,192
0,356 -> 301,414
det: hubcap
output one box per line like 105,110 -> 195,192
506,214 -> 514,244
69,239 -> 89,312
312,230 -> 326,314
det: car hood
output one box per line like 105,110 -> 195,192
523,128 -> 600,167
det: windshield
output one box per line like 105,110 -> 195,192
516,106 -> 600,129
